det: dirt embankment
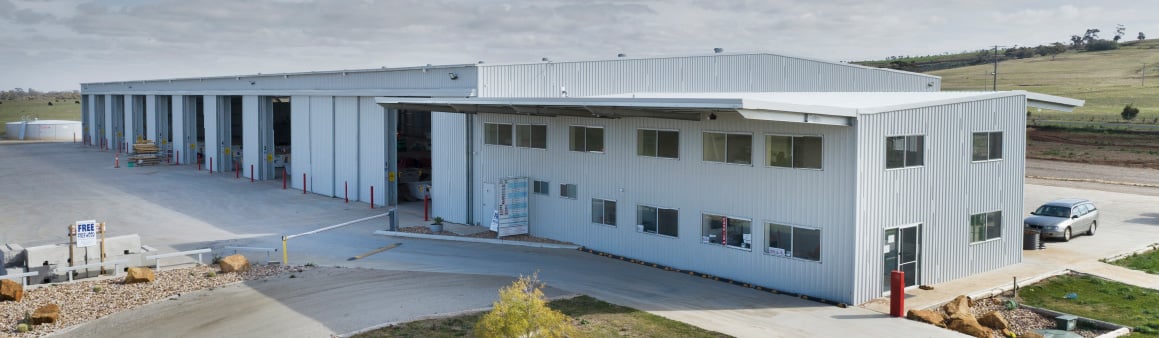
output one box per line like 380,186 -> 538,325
1026,128 -> 1159,196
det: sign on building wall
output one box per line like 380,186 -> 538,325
76,220 -> 98,247
497,177 -> 529,237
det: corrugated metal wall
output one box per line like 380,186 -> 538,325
290,96 -> 311,191
476,54 -> 939,98
358,97 -> 386,205
203,95 -> 219,172
242,95 -> 260,180
81,66 -> 477,94
309,96 -> 336,196
334,97 -> 360,200
473,111 -> 858,303
171,95 -> 185,163
145,95 -> 157,142
432,112 -> 469,223
851,95 -> 1025,304
122,95 -> 135,151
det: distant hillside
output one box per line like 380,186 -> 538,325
853,50 -> 1002,73
929,39 -> 1159,118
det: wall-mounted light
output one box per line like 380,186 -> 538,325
448,72 -> 459,80
708,113 -> 717,120
250,81 -> 256,85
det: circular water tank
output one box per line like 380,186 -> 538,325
5,120 -> 83,141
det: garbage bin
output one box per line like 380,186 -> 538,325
1023,229 -> 1042,250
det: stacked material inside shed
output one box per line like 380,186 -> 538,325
130,141 -> 161,166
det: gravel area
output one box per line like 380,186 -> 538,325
1,264 -> 300,337
938,296 -> 1109,338
397,225 -> 575,245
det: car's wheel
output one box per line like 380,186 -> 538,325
1087,221 -> 1097,236
1062,228 -> 1072,242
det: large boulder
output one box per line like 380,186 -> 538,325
31,304 -> 60,325
124,267 -> 155,284
906,309 -> 946,328
0,279 -> 22,302
978,311 -> 1010,330
946,312 -> 991,338
219,254 -> 250,273
942,295 -> 973,317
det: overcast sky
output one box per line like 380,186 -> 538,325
3,0 -> 1156,91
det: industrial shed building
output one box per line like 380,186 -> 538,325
78,52 -> 1081,305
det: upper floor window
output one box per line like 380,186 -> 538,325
971,132 -> 1002,161
569,126 -> 604,152
766,135 -> 823,169
484,123 -> 513,146
516,124 -> 548,149
638,129 -> 679,159
703,132 -> 752,164
886,135 -> 924,169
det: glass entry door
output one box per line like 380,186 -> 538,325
883,224 -> 922,293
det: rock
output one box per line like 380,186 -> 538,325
978,311 -> 1010,330
219,254 -> 250,273
124,267 -> 155,284
946,312 -> 991,338
31,304 -> 60,325
906,309 -> 946,328
942,295 -> 973,317
0,279 -> 22,302
1021,331 -> 1045,338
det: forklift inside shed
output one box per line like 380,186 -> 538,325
397,109 -> 432,202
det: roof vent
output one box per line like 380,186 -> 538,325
542,57 -> 551,62
617,53 -> 626,58
713,48 -> 724,54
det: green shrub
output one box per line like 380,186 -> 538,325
1122,104 -> 1140,121
205,271 -> 217,278
16,323 -> 28,332
475,273 -> 576,338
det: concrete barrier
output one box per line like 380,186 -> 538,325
22,234 -> 143,284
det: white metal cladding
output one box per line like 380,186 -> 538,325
471,111 -> 859,303
851,95 -> 1026,305
123,95 -> 134,151
309,96 -> 336,196
476,54 -> 939,98
145,95 -> 157,143
432,112 -> 469,223
358,97 -> 386,205
203,95 -> 219,172
243,95 -> 260,180
290,96 -> 311,190
171,95 -> 185,163
155,95 -> 170,145
334,97 -> 360,200
79,65 -> 478,94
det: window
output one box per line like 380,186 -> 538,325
701,214 -> 752,250
638,129 -> 679,159
591,199 -> 617,226
569,126 -> 604,152
765,135 -> 823,169
969,211 -> 1002,243
484,123 -> 513,146
702,132 -> 752,164
971,132 -> 1002,161
766,223 -> 821,261
559,183 -> 577,199
637,205 -> 679,237
532,180 -> 550,195
886,135 -> 924,169
516,124 -> 547,149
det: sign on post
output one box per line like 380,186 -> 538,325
76,220 -> 98,247
496,177 -> 529,237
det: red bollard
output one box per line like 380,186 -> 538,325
176,150 -> 180,165
210,157 -> 214,174
890,270 -> 905,317
282,171 -> 287,189
424,194 -> 430,221
302,173 -> 306,194
250,165 -> 254,182
370,186 -> 375,209
114,154 -> 120,168
235,162 -> 240,179
344,181 -> 349,203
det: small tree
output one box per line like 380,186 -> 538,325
1121,104 -> 1140,121
1140,32 -> 1147,41
476,273 -> 576,338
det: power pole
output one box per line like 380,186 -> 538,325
1143,63 -> 1147,87
992,45 -> 999,91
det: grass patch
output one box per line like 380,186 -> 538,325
0,98 -> 82,137
355,295 -> 730,338
1112,248 -> 1159,275
1019,274 -> 1159,337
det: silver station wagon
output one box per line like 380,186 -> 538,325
1023,198 -> 1099,241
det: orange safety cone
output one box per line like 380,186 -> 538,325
114,154 -> 120,168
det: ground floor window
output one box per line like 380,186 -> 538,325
701,214 -> 752,250
969,210 -> 1002,243
591,198 -> 616,226
766,223 -> 821,261
637,205 -> 678,237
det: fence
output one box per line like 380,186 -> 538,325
54,259 -> 128,281
145,248 -> 212,271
